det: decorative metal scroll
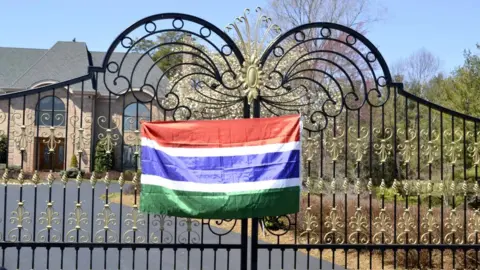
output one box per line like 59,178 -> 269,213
99,7 -> 392,130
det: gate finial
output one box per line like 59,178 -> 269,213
226,7 -> 281,104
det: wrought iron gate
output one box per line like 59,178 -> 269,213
1,9 -> 480,270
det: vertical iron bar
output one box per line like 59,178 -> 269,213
250,97 -> 259,270
463,117 -> 467,268
344,109 -> 348,270
31,92 -> 40,270
440,112 -> 444,269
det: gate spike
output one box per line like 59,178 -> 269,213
2,168 -> 8,184
31,170 -> 40,186
90,171 -> 97,187
61,172 -> 68,186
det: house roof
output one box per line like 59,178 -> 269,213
0,41 -> 167,96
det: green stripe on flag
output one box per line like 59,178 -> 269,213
140,184 -> 300,219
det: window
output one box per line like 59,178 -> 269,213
36,96 -> 66,126
123,103 -> 150,131
123,144 -> 139,170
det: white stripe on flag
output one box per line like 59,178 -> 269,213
141,174 -> 301,193
141,137 -> 300,157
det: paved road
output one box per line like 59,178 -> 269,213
0,182 -> 342,269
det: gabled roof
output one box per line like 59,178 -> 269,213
0,47 -> 47,87
0,41 -> 167,97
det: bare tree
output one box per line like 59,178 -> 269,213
392,48 -> 441,85
267,0 -> 386,34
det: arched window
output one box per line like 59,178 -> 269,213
123,102 -> 150,169
36,96 -> 66,126
123,103 -> 150,131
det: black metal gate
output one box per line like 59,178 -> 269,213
1,9 -> 480,270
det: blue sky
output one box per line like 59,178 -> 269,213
1,0 -> 478,74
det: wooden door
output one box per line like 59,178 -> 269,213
38,138 -> 65,171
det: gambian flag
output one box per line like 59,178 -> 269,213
139,114 -> 302,219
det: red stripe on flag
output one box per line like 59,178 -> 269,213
141,114 -> 301,148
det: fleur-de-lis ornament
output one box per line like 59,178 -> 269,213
325,128 -> 345,162
348,127 -> 369,163
444,129 -> 463,165
373,128 -> 393,164
397,128 -> 417,165
420,129 -> 440,164
467,131 -> 480,166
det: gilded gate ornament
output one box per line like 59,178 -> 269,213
324,205 -> 345,244
467,131 -> 480,166
348,179 -> 368,243
95,175 -> 117,242
325,128 -> 345,162
69,115 -> 92,154
348,126 -> 369,163
150,214 -> 173,243
373,179 -> 393,244
31,170 -> 40,186
226,8 -> 281,104
178,218 -> 201,244
8,200 -> 32,242
42,126 -> 62,152
444,208 -> 463,244
468,208 -> 480,243
123,204 -> 146,243
97,116 -> 120,154
397,207 -> 417,244
12,110 -> 34,153
37,201 -> 61,242
420,210 -> 440,244
304,136 -> 319,162
299,206 -> 319,244
444,129 -> 463,165
66,202 -> 89,242
397,128 -> 417,165
420,129 -> 440,164
123,175 -> 146,243
95,203 -> 117,243
348,208 -> 368,244
324,178 -> 345,244
2,168 -> 8,184
125,129 -> 141,157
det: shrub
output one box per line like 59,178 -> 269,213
263,216 -> 289,231
94,137 -> 115,172
70,154 -> 78,168
60,167 -> 84,178
0,134 -> 7,164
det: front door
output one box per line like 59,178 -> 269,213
37,138 -> 65,171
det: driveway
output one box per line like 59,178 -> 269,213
0,181 -> 342,269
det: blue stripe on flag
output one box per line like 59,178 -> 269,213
141,146 -> 300,184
